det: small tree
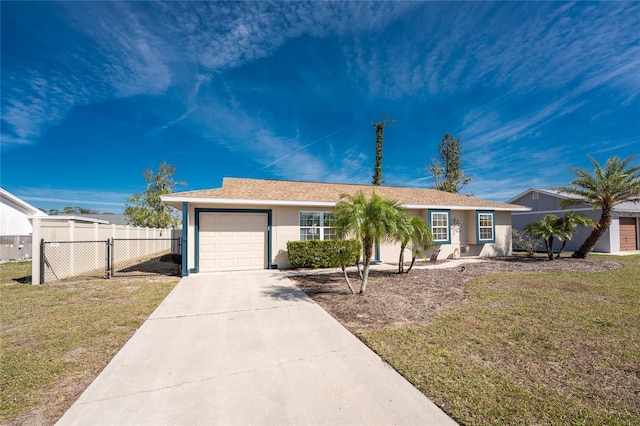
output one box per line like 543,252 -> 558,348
333,191 -> 404,294
428,133 -> 472,194
426,159 -> 445,192
558,155 -> 640,258
396,213 -> 433,274
555,212 -> 596,259
61,206 -> 99,215
524,215 -> 565,260
124,161 -> 186,228
335,242 -> 360,295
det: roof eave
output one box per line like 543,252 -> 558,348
161,196 -> 530,212
29,215 -> 110,224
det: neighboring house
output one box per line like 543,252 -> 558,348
509,188 -> 640,253
161,177 -> 529,275
1,188 -> 47,260
81,214 -> 132,226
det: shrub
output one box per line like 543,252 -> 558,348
287,240 -> 360,268
512,229 -> 541,256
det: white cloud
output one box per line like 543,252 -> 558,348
1,1 -> 416,147
344,2 -> 640,101
17,188 -> 131,209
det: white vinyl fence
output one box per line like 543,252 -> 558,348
32,217 -> 180,284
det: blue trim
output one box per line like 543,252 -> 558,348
194,208 -> 273,272
181,202 -> 189,277
476,210 -> 496,244
428,209 -> 451,244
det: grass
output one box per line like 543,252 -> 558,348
358,255 -> 640,425
0,261 -> 179,425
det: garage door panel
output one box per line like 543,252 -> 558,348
218,259 -> 235,268
236,243 -> 251,252
199,212 -> 267,272
620,217 -> 638,251
236,258 -> 252,267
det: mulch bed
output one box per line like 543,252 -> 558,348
290,256 -> 623,331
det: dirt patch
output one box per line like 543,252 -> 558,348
291,256 -> 622,331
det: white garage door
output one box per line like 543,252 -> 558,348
199,212 -> 267,272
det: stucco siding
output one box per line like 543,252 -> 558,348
272,206 -> 306,268
185,203 -> 515,272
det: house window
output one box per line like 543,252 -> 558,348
299,211 -> 337,240
429,210 -> 451,244
476,211 -> 495,243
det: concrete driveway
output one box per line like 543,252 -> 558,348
57,270 -> 456,425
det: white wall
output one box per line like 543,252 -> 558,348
1,189 -> 46,236
1,198 -> 40,235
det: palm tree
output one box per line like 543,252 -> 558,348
555,212 -> 596,259
524,215 -> 565,260
333,191 -> 404,294
559,155 -> 640,258
396,213 -> 433,274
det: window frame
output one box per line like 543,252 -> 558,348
476,211 -> 496,243
428,209 -> 451,244
299,211 -> 337,241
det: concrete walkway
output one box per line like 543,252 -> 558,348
283,258 -> 487,279
57,270 -> 456,425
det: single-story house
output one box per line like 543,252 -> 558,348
508,188 -> 640,253
1,188 -> 47,260
1,187 -> 47,236
161,178 -> 529,275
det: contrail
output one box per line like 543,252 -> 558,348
252,128 -> 344,174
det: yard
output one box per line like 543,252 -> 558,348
0,261 -> 179,425
2,256 -> 638,425
293,255 -> 640,425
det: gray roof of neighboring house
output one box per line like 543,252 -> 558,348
509,188 -> 640,213
80,214 -> 132,226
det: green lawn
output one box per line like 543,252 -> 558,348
358,255 -> 640,425
0,261 -> 178,425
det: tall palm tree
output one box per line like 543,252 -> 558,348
524,215 -> 565,260
396,213 -> 433,274
555,212 -> 596,259
333,191 -> 404,294
559,155 -> 640,258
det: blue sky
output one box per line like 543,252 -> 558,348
1,1 -> 639,213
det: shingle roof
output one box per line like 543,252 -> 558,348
164,178 -> 528,211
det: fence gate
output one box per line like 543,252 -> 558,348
40,238 -> 181,283
40,240 -> 109,283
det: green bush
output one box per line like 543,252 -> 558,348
287,239 -> 360,268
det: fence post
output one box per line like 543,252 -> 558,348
68,220 -> 75,276
39,239 -> 45,285
31,217 -> 42,285
104,238 -> 113,279
111,238 -> 115,278
108,238 -> 114,279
